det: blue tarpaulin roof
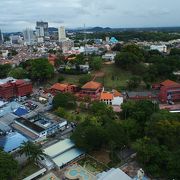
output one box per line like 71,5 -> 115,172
14,107 -> 28,116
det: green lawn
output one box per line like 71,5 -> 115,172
18,162 -> 40,180
78,156 -> 108,174
95,64 -> 132,90
45,64 -> 132,90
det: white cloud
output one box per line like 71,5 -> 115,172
0,0 -> 180,32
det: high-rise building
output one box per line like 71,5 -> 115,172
36,21 -> 48,38
23,28 -> 35,45
0,30 -> 3,44
58,26 -> 66,41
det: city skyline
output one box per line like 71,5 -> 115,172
0,0 -> 180,32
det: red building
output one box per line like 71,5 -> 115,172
50,83 -> 77,95
0,78 -> 32,99
15,80 -> 33,97
79,81 -> 103,99
0,83 -> 14,99
158,80 -> 180,102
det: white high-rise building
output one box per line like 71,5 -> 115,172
23,28 -> 35,45
58,26 -> 66,41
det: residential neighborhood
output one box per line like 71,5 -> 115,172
0,3 -> 180,180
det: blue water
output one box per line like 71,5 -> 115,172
0,132 -> 28,152
69,170 -> 78,176
69,169 -> 89,180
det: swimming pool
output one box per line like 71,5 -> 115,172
0,132 -> 28,152
68,168 -> 90,180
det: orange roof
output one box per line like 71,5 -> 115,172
82,81 -> 102,90
160,80 -> 179,87
113,90 -> 122,97
100,92 -> 113,100
51,83 -> 68,91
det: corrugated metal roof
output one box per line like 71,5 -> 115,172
52,148 -> 84,167
44,139 -> 75,158
97,168 -> 132,180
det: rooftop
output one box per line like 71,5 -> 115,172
44,139 -> 75,158
51,83 -> 68,91
52,148 -> 84,167
97,168 -> 132,180
113,90 -> 122,97
100,92 -> 113,100
15,117 -> 45,133
160,79 -> 179,87
82,81 -> 102,90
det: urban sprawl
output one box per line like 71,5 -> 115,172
0,21 -> 180,180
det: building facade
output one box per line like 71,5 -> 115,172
36,21 -> 49,38
23,28 -> 35,45
58,26 -> 66,41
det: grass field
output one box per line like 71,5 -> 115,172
45,64 -> 132,90
94,64 -> 132,90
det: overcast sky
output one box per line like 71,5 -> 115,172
1,0 -> 180,32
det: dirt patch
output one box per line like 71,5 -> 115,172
90,150 -> 110,164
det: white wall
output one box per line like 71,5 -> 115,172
112,97 -> 123,106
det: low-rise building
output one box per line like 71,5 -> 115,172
80,81 -> 103,99
12,113 -> 68,141
43,139 -> 84,169
100,90 -> 123,106
102,52 -> 116,62
150,45 -> 167,53
158,79 -> 180,103
50,83 -> 77,95
97,168 -> 132,180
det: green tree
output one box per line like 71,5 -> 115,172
127,76 -> 141,89
30,58 -> 54,81
71,120 -> 106,151
0,149 -> 18,180
170,48 -> 180,56
0,64 -> 12,78
19,141 -> 44,163
79,74 -> 92,85
115,52 -> 139,69
52,93 -> 76,109
8,67 -> 28,79
111,43 -> 122,51
55,107 -> 68,119
90,57 -> 103,70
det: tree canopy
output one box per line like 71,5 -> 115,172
52,93 -> 76,109
8,67 -> 28,79
0,149 -> 18,180
0,64 -> 12,78
19,141 -> 44,163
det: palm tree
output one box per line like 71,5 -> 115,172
19,141 -> 44,163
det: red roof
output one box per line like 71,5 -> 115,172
113,90 -> 122,97
51,83 -> 68,91
82,81 -> 102,90
100,92 -> 113,100
160,80 -> 179,87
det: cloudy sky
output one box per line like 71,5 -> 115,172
1,0 -> 180,32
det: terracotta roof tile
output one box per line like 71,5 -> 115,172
51,83 -> 68,91
113,90 -> 122,97
100,92 -> 113,100
82,81 -> 102,90
160,80 -> 179,87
